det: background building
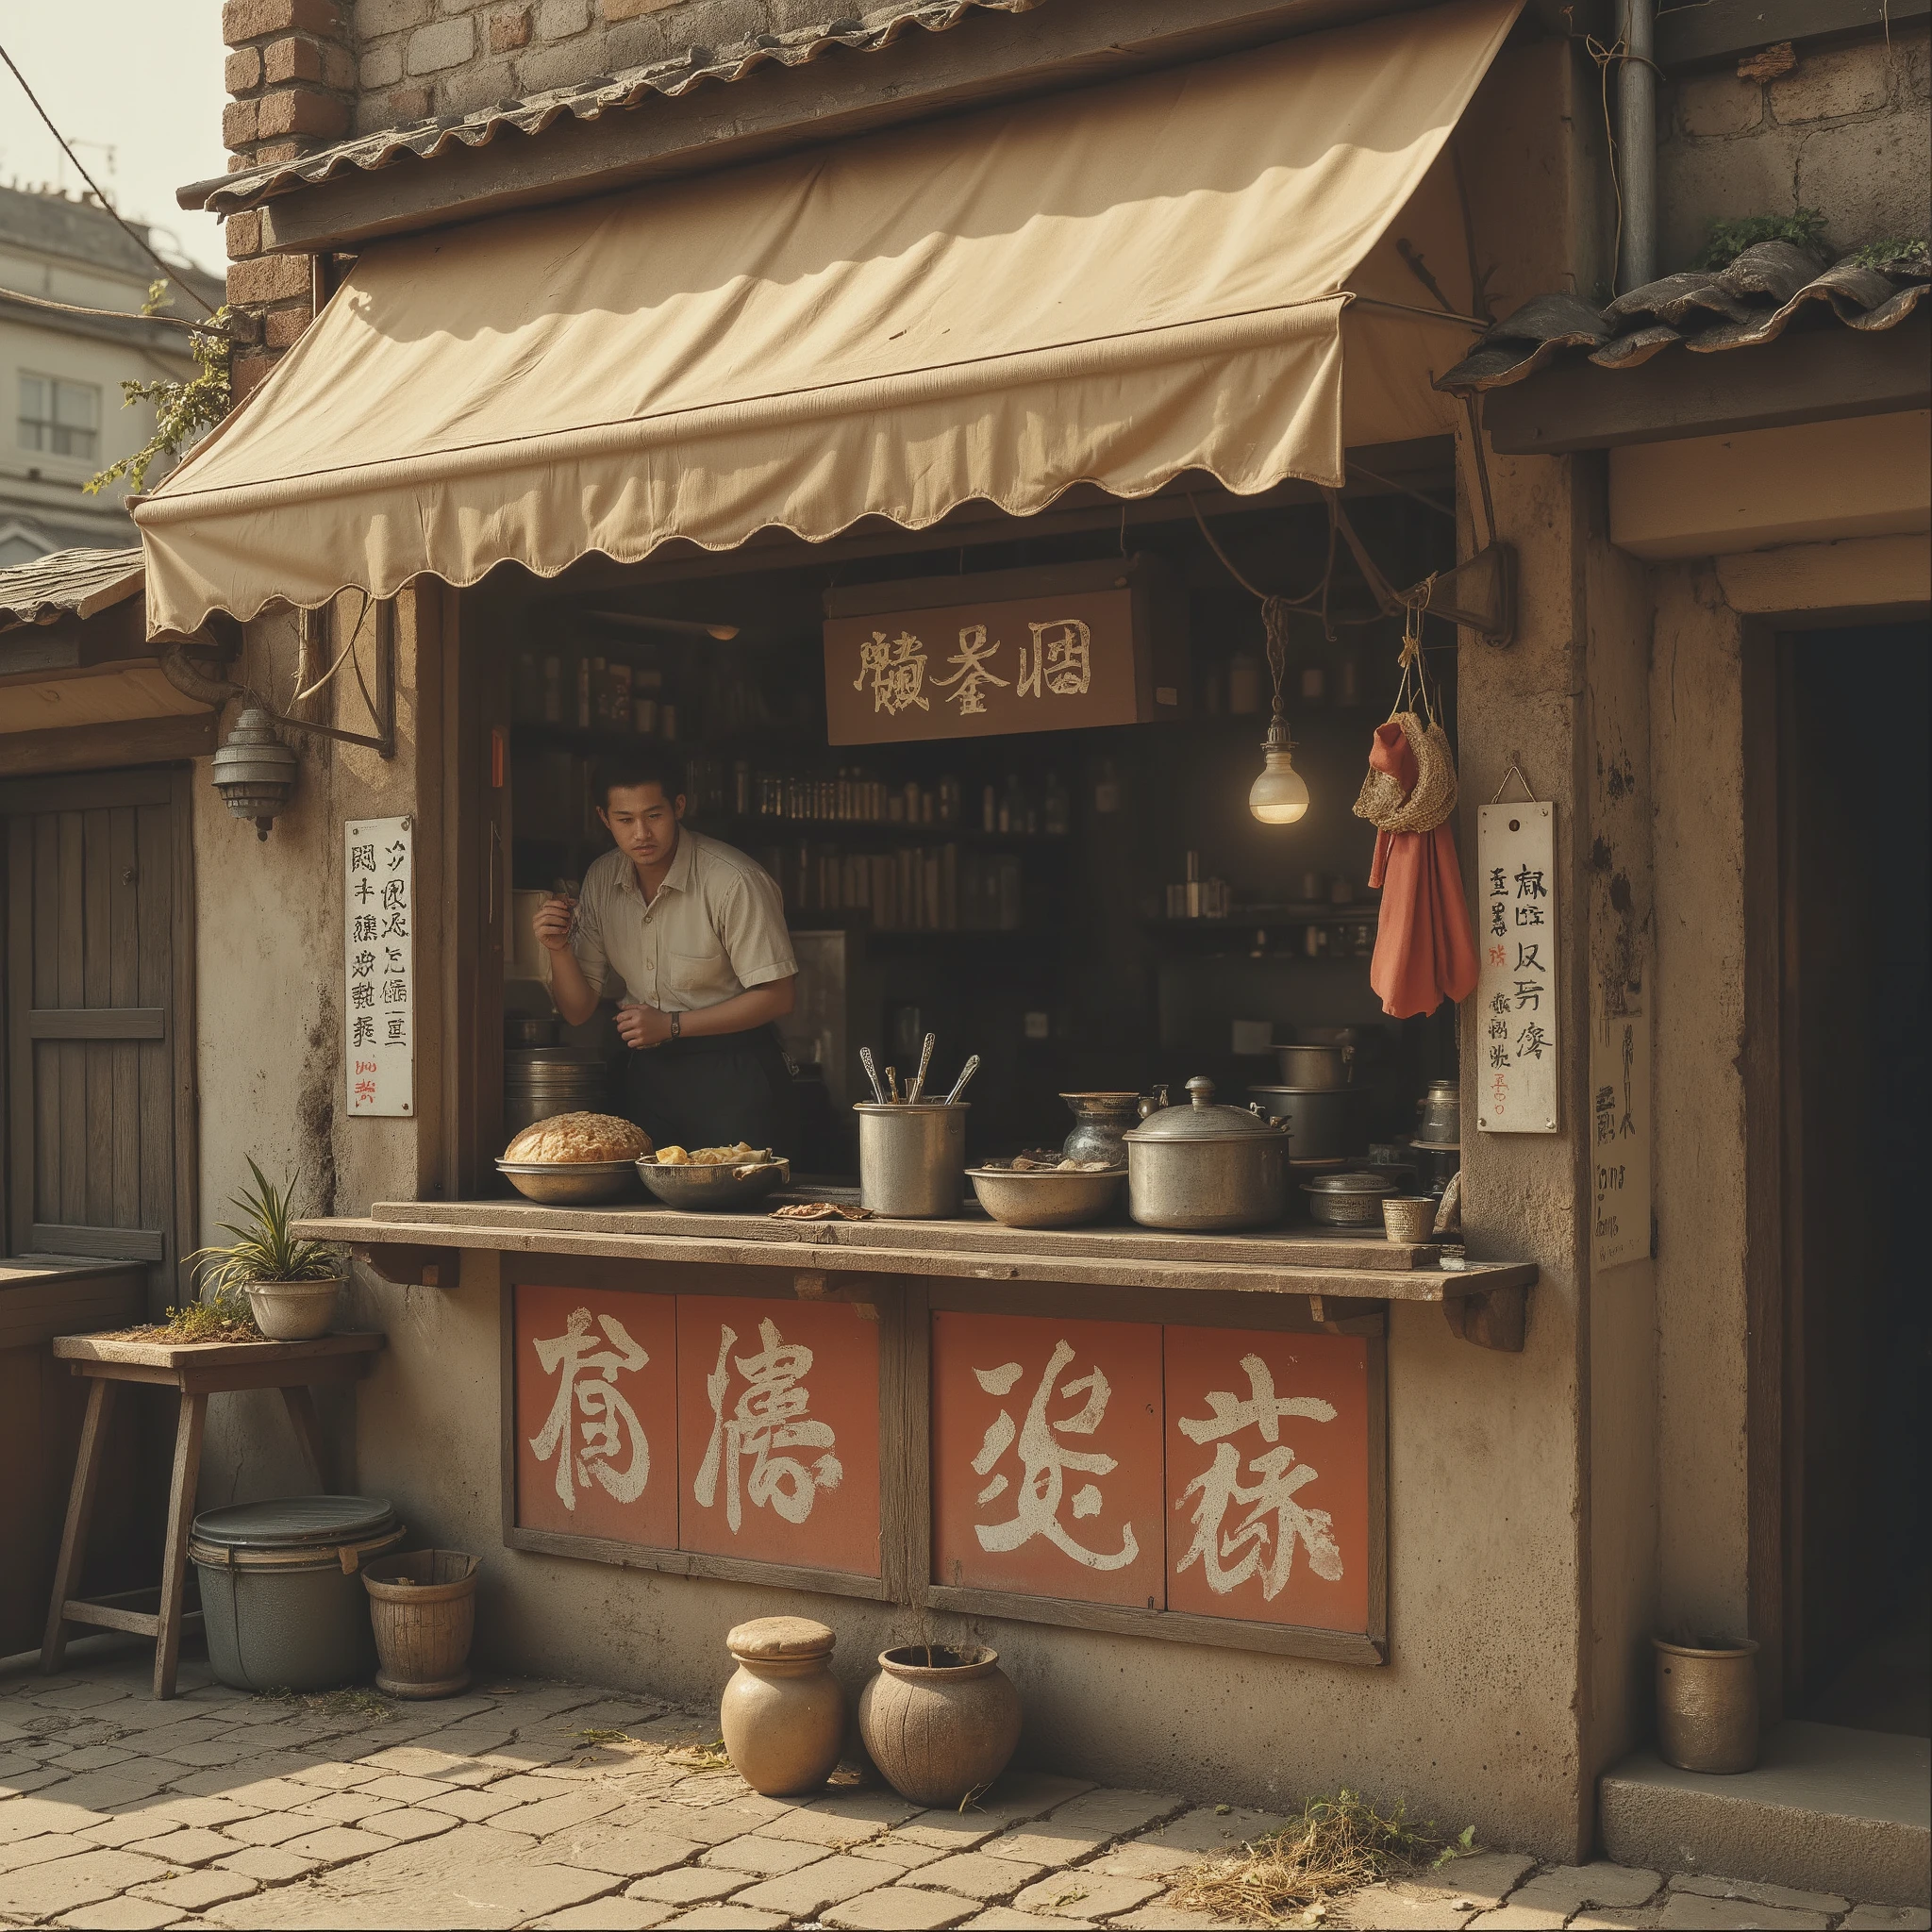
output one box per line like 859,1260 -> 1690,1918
0,184 -> 224,564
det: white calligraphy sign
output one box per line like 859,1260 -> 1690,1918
1590,1003 -> 1651,1270
344,815 -> 413,1117
1475,802 -> 1557,1134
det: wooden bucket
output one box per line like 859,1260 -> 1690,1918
361,1549 -> 480,1698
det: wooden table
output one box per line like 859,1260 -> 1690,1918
42,1332 -> 386,1698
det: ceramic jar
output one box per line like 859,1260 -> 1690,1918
719,1616 -> 844,1796
858,1643 -> 1022,1807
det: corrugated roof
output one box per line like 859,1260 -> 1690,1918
1437,241 -> 1929,392
0,546 -> 144,630
183,0 -> 1041,218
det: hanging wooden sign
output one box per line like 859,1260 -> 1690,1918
1475,799 -> 1557,1134
822,558 -> 1186,745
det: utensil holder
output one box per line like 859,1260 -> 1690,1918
857,1103 -> 969,1217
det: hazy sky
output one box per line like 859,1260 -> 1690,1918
1,2 -> 229,274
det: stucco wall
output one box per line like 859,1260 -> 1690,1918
193,591 -> 434,1509
1646,566 -> 1752,1641
1657,26 -> 1932,271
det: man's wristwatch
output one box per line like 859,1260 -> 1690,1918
669,1010 -> 681,1041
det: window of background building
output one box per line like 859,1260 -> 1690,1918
18,373 -> 101,459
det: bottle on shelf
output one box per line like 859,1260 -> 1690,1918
1043,771 -> 1069,837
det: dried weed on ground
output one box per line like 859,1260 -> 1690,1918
254,1687 -> 396,1722
1174,1789 -> 1475,1927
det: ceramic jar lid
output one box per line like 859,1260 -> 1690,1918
727,1616 -> 836,1661
1305,1171 -> 1398,1195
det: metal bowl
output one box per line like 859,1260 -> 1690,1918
635,1157 -> 791,1211
967,1165 -> 1126,1229
496,1158 -> 641,1205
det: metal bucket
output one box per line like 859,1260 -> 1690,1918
1247,1085 -> 1353,1160
1273,1043 -> 1353,1088
856,1103 -> 969,1217
190,1497 -> 404,1692
1654,1635 -> 1759,1773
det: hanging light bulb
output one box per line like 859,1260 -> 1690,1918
1249,596 -> 1310,825
1250,716 -> 1309,824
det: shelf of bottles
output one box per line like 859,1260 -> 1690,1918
508,645 -> 1072,936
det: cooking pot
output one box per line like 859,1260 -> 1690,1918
1122,1076 -> 1291,1231
1273,1043 -> 1352,1089
1246,1085 -> 1352,1162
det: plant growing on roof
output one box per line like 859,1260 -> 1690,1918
1698,208 -> 1828,270
85,278 -> 236,499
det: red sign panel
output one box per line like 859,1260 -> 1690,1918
930,1311 -> 1165,1610
1162,1327 -> 1370,1633
513,1285 -> 679,1550
675,1296 -> 882,1578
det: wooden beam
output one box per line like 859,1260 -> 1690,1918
0,603 -> 148,680
1657,0 -> 1926,71
0,710 -> 217,777
253,0 -> 1502,255
1483,319 -> 1931,456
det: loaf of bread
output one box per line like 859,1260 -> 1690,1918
504,1112 -> 652,1163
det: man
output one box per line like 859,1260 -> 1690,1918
533,755 -> 799,1153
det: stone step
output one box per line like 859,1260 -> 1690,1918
1600,1720 -> 1930,1907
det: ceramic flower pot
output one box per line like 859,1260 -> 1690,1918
1654,1634 -> 1759,1773
719,1616 -> 843,1796
858,1642 -> 1022,1807
244,1277 -> 341,1341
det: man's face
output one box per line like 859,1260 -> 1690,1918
598,784 -> 684,869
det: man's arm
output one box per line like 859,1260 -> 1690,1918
616,976 -> 794,1048
533,895 -> 601,1025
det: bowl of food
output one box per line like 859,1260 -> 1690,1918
967,1155 -> 1126,1229
636,1143 -> 792,1211
497,1112 -> 652,1205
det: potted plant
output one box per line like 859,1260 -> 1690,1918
189,1160 -> 342,1341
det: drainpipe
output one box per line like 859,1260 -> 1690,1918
1617,0 -> 1657,291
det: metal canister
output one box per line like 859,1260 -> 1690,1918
856,1103 -> 970,1217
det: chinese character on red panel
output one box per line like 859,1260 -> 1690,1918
930,1311 -> 1165,1610
675,1296 -> 881,1578
514,1286 -> 678,1550
1162,1327 -> 1370,1633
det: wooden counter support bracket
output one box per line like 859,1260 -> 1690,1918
1442,1283 -> 1527,1352
352,1243 -> 463,1289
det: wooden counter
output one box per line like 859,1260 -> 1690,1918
299,1196 -> 1534,1350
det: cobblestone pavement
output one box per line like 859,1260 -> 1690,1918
2,1657 -> 1926,1932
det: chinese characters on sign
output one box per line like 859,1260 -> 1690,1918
343,816 -> 413,1117
513,1290 -> 880,1572
675,1296 -> 881,1576
1475,802 -> 1558,1134
1589,1001 -> 1652,1270
514,1287 -> 677,1547
824,587 -> 1144,745
930,1314 -> 1371,1632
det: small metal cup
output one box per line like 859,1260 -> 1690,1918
856,1104 -> 970,1217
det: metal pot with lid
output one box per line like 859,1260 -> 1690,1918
1122,1075 -> 1291,1230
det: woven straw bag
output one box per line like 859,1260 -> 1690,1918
1353,711 -> 1458,834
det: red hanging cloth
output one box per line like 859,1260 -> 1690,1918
1362,719 -> 1478,1019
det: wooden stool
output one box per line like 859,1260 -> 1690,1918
42,1332 -> 386,1698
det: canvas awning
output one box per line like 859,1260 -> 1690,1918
136,0 -> 1518,636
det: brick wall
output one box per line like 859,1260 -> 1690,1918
222,0 -> 357,393
1657,25 -> 1931,271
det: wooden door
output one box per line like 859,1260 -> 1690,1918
0,768 -> 197,1311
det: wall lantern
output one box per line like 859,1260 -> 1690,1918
210,707 -> 299,840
